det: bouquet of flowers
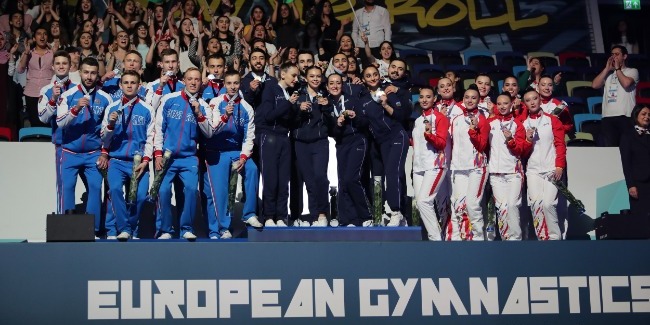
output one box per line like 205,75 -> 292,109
228,159 -> 239,216
552,179 -> 586,213
373,176 -> 382,225
486,196 -> 496,241
147,149 -> 172,202
127,151 -> 143,206
411,200 -> 420,226
551,104 -> 567,116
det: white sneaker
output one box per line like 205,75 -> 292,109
158,233 -> 172,239
117,232 -> 131,240
210,236 -> 219,239
329,219 -> 339,227
220,230 -> 233,239
347,224 -> 356,227
265,219 -> 276,227
106,235 -> 117,240
182,232 -> 197,240
362,220 -> 374,227
292,219 -> 302,227
276,219 -> 288,227
300,220 -> 311,227
387,212 -> 404,227
245,216 -> 263,228
312,216 -> 328,227
94,236 -> 100,240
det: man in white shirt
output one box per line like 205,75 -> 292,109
352,0 -> 391,65
592,45 -> 639,146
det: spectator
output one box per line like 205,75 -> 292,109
250,23 -> 277,57
106,0 -> 141,34
619,104 -> 650,217
132,21 -> 151,64
173,17 -> 199,73
17,27 -> 53,127
65,46 -> 81,84
30,0 -> 59,34
214,15 -> 235,57
0,32 -> 18,129
272,1 -> 300,49
337,34 -> 357,58
149,4 -> 172,42
74,0 -> 99,32
517,57 -> 561,94
352,0 -> 391,65
48,20 -> 69,51
360,35 -> 395,78
299,21 -> 322,59
281,46 -> 298,64
76,31 -> 106,76
106,30 -> 132,73
0,1 -> 33,34
144,37 -> 171,82
243,5 -> 270,44
611,19 -> 638,55
318,0 -> 350,56
302,0 -> 320,24
592,45 -> 639,146
215,0 -> 242,34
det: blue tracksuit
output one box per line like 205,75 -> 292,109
325,94 -> 372,225
144,77 -> 185,110
360,88 -> 408,213
292,91 -> 330,219
56,85 -> 113,233
101,98 -> 155,235
38,79 -> 77,214
101,76 -> 149,102
203,92 -> 258,236
255,82 -> 294,222
153,91 -> 213,237
202,79 -> 226,103
240,71 -> 277,109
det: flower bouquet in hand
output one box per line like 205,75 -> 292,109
127,151 -> 143,206
147,149 -> 172,202
228,159 -> 240,217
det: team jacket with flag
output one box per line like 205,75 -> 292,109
449,106 -> 489,171
100,97 -> 155,162
487,114 -> 532,174
101,76 -> 149,102
255,82 -> 294,136
207,92 -> 255,160
153,91 -> 213,158
436,99 -> 463,121
522,111 -> 566,174
38,79 -> 76,145
56,85 -> 113,152
359,88 -> 406,144
240,71 -> 277,108
412,108 -> 450,172
202,79 -> 226,103
324,94 -> 368,142
540,96 -> 574,134
292,92 -> 330,143
144,77 -> 185,109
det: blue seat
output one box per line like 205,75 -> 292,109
463,50 -> 494,64
556,96 -> 584,105
19,127 -> 52,142
447,64 -> 477,80
573,113 -> 602,132
495,51 -> 526,68
587,96 -> 603,114
546,66 -> 575,77
498,80 -> 504,91
411,94 -> 419,105
512,65 -> 527,78
398,49 -> 430,61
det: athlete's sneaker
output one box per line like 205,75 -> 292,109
244,216 -> 263,228
265,219 -> 276,227
329,219 -> 339,227
276,219 -> 288,227
116,232 -> 131,240
362,220 -> 374,227
182,232 -> 197,240
220,230 -> 233,239
106,235 -> 117,240
292,219 -> 302,227
312,216 -> 328,227
210,236 -> 219,240
346,224 -> 356,227
387,212 -> 404,227
158,233 -> 172,239
300,220 -> 311,227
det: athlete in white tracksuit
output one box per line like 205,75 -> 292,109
520,89 -> 567,240
447,86 -> 490,241
412,87 -> 450,241
488,93 -> 532,241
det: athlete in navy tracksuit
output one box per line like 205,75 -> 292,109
205,72 -> 260,238
325,73 -> 372,226
255,63 -> 299,227
38,50 -> 76,214
360,65 -> 409,226
240,48 -> 277,109
153,68 -> 213,239
56,58 -> 113,236
100,71 -> 155,240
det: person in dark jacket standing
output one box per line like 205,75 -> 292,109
620,104 -> 650,217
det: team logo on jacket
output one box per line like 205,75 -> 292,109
395,101 -> 401,107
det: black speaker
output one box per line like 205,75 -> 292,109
46,213 -> 95,242
594,210 -> 650,240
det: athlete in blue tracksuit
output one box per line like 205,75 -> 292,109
359,65 -> 409,226
102,75 -> 148,101
204,72 -> 259,238
56,57 -> 113,235
144,49 -> 185,110
292,66 -> 330,226
153,68 -> 213,239
38,50 -> 76,214
255,63 -> 299,226
100,71 -> 155,240
324,73 -> 372,226
201,53 -> 227,103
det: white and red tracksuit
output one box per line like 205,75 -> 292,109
540,97 -> 574,134
448,106 -> 490,241
521,111 -> 567,240
412,107 -> 450,241
434,98 -> 461,227
487,113 -> 531,240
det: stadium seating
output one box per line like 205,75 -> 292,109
512,65 -> 527,78
587,96 -> 603,114
433,51 -> 463,68
574,113 -> 602,132
566,81 -> 593,97
581,119 -> 602,143
495,51 -> 526,70
463,50 -> 495,70
527,52 -> 559,67
589,53 -> 608,69
558,52 -> 591,68
447,65 -> 478,80
0,127 -> 11,141
412,64 -> 445,85
398,49 -> 432,73
482,66 -> 511,84
18,127 -> 52,142
636,81 -> 650,100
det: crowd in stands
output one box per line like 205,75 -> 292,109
0,0 -> 648,240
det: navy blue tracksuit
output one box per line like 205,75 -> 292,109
292,92 -> 330,220
360,88 -> 409,213
255,82 -> 294,222
325,94 -> 372,226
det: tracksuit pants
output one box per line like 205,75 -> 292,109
489,173 -> 523,240
448,167 -> 488,241
259,132 -> 290,222
413,168 -> 448,241
158,156 -> 199,237
107,159 -> 150,235
60,149 -> 103,233
336,135 -> 371,226
527,171 -> 561,240
295,139 -> 330,219
55,146 -> 63,214
203,150 -> 259,237
378,130 -> 408,213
